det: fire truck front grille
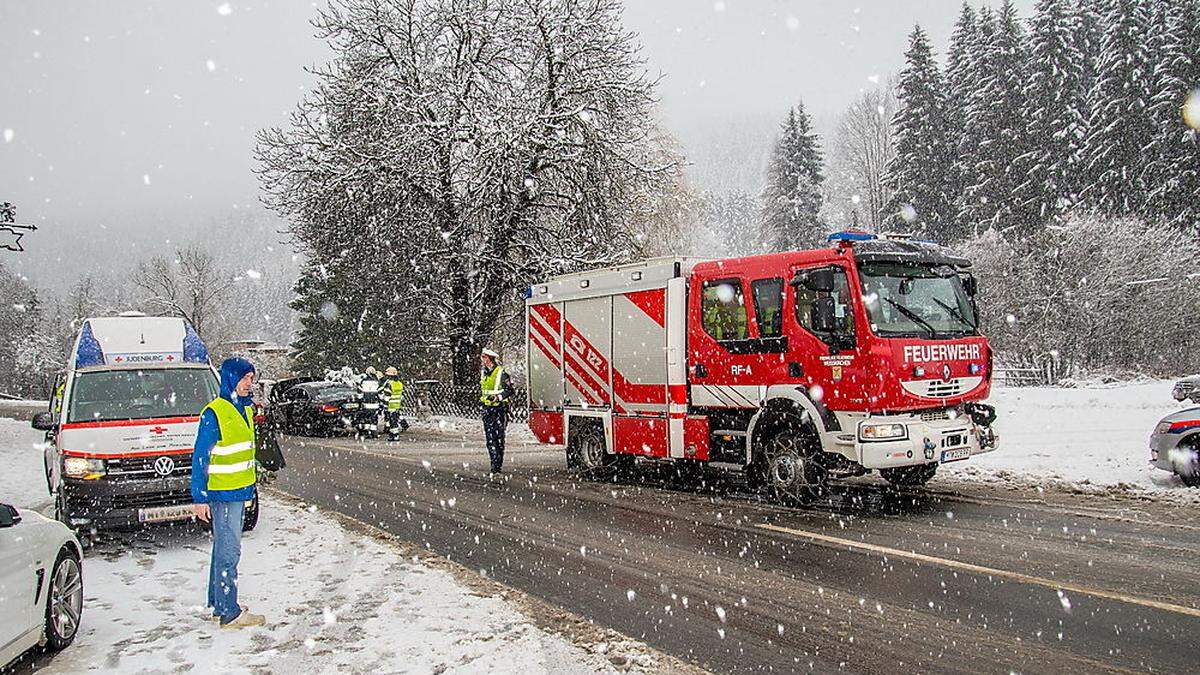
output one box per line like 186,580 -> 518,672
900,376 -> 984,399
919,410 -> 950,422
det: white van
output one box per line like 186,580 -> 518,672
32,314 -> 258,533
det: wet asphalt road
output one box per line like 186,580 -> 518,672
274,426 -> 1200,674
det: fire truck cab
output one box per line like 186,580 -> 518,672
525,233 -> 998,503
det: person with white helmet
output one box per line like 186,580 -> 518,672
479,348 -> 515,474
381,366 -> 409,439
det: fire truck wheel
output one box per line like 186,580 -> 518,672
763,431 -> 827,505
880,463 -> 938,487
566,423 -> 612,478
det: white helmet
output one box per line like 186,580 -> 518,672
481,348 -> 500,360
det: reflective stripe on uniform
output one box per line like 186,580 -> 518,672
211,440 -> 253,456
207,460 -> 255,474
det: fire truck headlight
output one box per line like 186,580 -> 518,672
63,457 -> 106,478
860,423 -> 908,441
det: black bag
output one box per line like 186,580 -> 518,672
256,410 -> 287,471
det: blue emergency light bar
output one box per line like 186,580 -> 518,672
827,231 -> 877,242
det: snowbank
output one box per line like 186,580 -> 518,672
942,380 -> 1195,497
0,417 -> 658,674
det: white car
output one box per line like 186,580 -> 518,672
0,502 -> 84,668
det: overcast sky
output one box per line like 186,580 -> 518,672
0,0 -> 1033,287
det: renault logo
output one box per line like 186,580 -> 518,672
941,364 -> 953,382
153,456 -> 175,477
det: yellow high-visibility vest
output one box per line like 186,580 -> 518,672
202,398 -> 256,491
480,366 -> 504,406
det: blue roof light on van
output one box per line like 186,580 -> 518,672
182,322 -> 209,364
74,321 -> 105,369
827,231 -> 877,242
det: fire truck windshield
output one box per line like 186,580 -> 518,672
858,262 -> 978,339
68,368 -> 219,423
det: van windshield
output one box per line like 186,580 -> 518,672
68,368 -> 218,423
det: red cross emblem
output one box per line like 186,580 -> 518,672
149,426 -> 168,435
114,356 -> 125,363
165,354 -> 175,361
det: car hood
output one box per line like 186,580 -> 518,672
1158,405 -> 1200,425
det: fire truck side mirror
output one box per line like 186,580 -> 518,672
962,274 -> 978,297
797,268 -> 836,293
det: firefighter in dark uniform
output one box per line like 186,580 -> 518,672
480,348 -> 515,474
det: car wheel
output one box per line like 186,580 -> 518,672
43,546 -> 83,652
242,497 -> 259,532
881,463 -> 939,487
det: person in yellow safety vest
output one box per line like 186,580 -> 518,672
190,357 -> 266,629
480,348 -> 515,474
381,366 -> 409,440
703,293 -> 747,340
53,378 -> 64,415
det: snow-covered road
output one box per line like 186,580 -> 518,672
0,417 -> 666,674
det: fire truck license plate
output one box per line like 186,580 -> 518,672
940,448 -> 970,463
138,504 -> 195,523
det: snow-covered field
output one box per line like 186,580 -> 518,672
942,380 -> 1194,497
0,417 -> 657,674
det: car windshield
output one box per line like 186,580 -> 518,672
858,261 -> 978,338
68,368 -> 218,423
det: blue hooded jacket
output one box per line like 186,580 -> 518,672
191,357 -> 257,503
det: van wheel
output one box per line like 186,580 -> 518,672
763,430 -> 827,505
566,422 -> 611,478
43,546 -> 83,652
881,464 -> 938,487
1178,441 -> 1200,487
242,497 -> 259,532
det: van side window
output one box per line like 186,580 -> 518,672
701,279 -> 748,341
795,267 -> 855,340
751,278 -> 784,338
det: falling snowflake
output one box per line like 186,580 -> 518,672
899,203 -> 918,223
785,16 -> 800,31
712,1 -> 726,11
715,606 -> 727,623
245,269 -> 262,280
142,174 -> 151,186
1184,88 -> 1200,131
1057,589 -> 1072,612
626,589 -> 636,602
216,2 -> 232,16
2,129 -> 13,143
206,59 -> 217,72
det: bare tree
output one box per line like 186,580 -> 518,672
132,245 -> 233,341
256,0 -> 679,384
825,85 -> 897,230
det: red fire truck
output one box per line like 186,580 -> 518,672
524,233 -> 998,503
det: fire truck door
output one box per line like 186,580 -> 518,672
790,262 -> 867,405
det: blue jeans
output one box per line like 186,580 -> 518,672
207,500 -> 245,622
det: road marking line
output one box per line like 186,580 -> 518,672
756,523 -> 1200,619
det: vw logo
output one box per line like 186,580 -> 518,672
941,364 -> 953,382
153,456 -> 175,477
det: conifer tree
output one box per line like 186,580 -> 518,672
884,25 -> 955,238
1081,0 -> 1156,217
761,102 -> 825,249
1013,0 -> 1087,229
1145,0 -> 1200,232
944,3 -> 978,234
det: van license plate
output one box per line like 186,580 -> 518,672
138,504 -> 195,523
940,448 -> 970,463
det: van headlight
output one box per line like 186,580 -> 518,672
860,423 -> 907,441
63,457 -> 106,478
1153,421 -> 1172,435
